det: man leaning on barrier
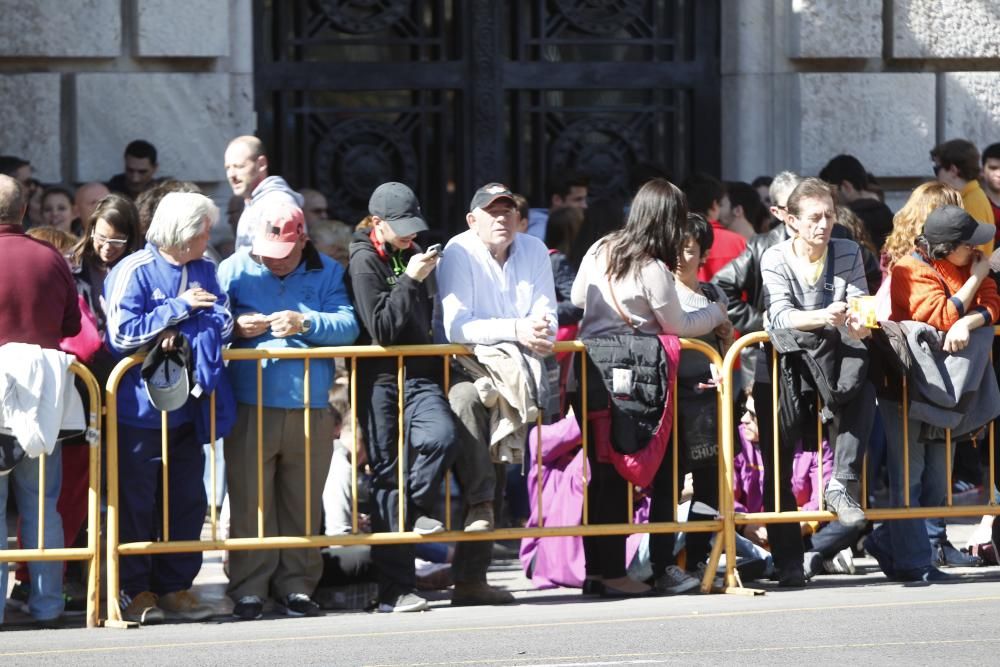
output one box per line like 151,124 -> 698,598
347,182 -> 458,613
759,177 -> 876,585
0,174 -> 81,628
104,192 -> 234,624
435,182 -> 558,606
218,201 -> 359,621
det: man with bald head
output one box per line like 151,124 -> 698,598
0,174 -> 81,627
224,135 -> 303,252
74,182 -> 110,228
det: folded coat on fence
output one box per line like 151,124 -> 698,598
903,322 -> 1000,436
0,343 -> 86,457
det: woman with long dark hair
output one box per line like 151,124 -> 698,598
570,178 -> 728,597
70,194 -> 143,335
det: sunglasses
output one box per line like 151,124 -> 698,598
93,231 -> 129,248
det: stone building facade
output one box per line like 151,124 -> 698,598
2,0 -> 999,212
0,0 -> 253,202
723,0 -> 1000,209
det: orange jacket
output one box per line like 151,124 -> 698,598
889,254 -> 1000,330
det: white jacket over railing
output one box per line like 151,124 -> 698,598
0,342 -> 86,457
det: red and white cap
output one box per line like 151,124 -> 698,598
253,202 -> 306,259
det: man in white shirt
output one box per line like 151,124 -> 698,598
436,182 -> 557,606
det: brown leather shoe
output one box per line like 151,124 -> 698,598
451,581 -> 515,606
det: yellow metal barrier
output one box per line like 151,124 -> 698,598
103,339 -> 731,623
719,329 -> 1000,591
0,362 -> 103,628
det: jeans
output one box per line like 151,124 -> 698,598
869,399 -> 946,576
0,443 -> 65,623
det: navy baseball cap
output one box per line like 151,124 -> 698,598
141,335 -> 193,412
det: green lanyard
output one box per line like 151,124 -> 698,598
390,250 -> 406,277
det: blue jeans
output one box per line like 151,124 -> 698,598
0,443 -> 65,623
871,400 -> 947,576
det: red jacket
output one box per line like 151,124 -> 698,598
0,224 -> 80,350
697,219 -> 747,282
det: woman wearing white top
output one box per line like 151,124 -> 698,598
570,179 -> 727,597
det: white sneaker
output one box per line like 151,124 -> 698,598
823,547 -> 856,575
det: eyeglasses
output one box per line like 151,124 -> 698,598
93,231 -> 128,247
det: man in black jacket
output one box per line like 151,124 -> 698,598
348,182 -> 458,613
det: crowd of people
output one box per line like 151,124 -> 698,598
2,132 -> 1000,628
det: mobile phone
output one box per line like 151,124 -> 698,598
426,243 -> 442,255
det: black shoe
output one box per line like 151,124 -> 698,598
581,579 -> 604,596
777,567 -> 806,588
278,593 -> 322,617
232,595 -> 263,620
918,567 -> 954,583
33,616 -> 63,629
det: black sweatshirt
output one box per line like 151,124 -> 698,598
347,230 -> 440,385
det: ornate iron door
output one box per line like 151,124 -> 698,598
255,0 -> 720,235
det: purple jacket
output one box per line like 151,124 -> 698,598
519,415 -> 589,589
733,424 -> 832,513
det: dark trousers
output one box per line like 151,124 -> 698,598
649,464 -> 719,576
364,378 -> 457,600
118,422 -> 206,596
582,445 -> 629,579
752,381 -> 804,573
828,380 -> 876,482
448,379 -> 504,584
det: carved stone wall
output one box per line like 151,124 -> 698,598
722,0 -> 1000,209
0,0 -> 253,203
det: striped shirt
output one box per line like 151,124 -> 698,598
760,237 -> 868,330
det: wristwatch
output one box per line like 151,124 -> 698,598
301,314 -> 312,334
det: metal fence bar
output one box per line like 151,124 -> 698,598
304,357 -> 312,536
161,410 -> 170,542
101,339 -> 733,625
